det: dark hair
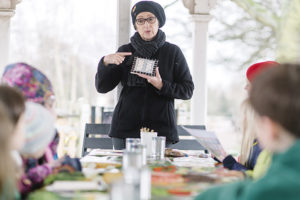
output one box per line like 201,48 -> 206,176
249,63 -> 300,137
0,101 -> 15,198
0,85 -> 25,125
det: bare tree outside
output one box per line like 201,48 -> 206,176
210,0 -> 282,70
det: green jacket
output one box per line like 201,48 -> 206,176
195,139 -> 300,200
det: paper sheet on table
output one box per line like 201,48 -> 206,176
181,126 -> 226,161
80,155 -> 120,164
172,157 -> 215,168
46,181 -> 104,192
88,149 -> 123,157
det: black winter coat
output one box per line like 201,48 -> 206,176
95,42 -> 194,143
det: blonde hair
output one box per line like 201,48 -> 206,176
0,102 -> 16,199
239,98 -> 259,166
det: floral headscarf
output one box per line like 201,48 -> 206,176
1,63 -> 54,105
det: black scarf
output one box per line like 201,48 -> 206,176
126,30 -> 166,87
130,29 -> 166,58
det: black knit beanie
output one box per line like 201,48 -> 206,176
131,1 -> 166,28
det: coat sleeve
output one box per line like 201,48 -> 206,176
95,46 -> 128,93
157,46 -> 194,100
19,164 -> 52,195
223,142 -> 262,171
223,155 -> 249,171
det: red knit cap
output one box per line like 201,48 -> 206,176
246,61 -> 279,83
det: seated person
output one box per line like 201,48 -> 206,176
217,99 -> 272,179
221,61 -> 278,176
18,102 -> 57,195
1,62 -> 59,158
195,63 -> 300,200
19,102 -> 81,197
0,85 -> 26,165
0,100 -> 23,200
0,85 -> 26,199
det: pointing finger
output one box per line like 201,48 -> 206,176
117,52 -> 132,57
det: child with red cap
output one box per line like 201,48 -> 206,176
220,61 -> 279,179
245,61 -> 279,93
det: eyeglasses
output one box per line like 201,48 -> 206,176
136,17 -> 156,25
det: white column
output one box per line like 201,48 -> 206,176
191,14 -> 212,125
0,0 -> 20,73
115,0 -> 131,103
182,0 -> 216,125
117,0 -> 131,47
0,8 -> 14,73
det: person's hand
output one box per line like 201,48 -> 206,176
219,150 -> 228,161
48,158 -> 62,168
211,154 -> 222,163
103,52 -> 132,66
136,67 -> 163,90
211,151 -> 228,163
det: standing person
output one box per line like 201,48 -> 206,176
195,63 -> 300,200
95,1 -> 194,150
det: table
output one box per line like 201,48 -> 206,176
28,149 -> 239,200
